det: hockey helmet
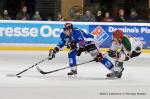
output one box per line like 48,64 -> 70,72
113,30 -> 124,39
63,23 -> 73,31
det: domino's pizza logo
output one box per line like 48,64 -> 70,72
91,26 -> 109,46
92,26 -> 103,37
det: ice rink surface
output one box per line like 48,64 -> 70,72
0,50 -> 150,99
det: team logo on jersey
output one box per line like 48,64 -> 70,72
91,26 -> 109,46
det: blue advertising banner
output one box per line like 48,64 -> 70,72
89,25 -> 150,49
0,20 -> 149,49
0,21 -> 88,44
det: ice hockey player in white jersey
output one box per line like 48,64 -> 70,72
107,29 -> 143,78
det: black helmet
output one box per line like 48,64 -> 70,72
63,23 -> 73,31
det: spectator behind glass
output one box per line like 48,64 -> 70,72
95,10 -> 103,22
116,9 -> 126,22
2,9 -> 11,20
102,12 -> 114,22
127,9 -> 140,22
72,11 -> 82,21
32,11 -> 42,21
16,6 -> 30,20
54,13 -> 64,21
82,10 -> 95,22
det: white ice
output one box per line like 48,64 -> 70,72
0,51 -> 150,99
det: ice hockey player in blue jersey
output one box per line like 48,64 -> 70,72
48,23 -> 115,77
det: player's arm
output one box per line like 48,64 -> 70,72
48,33 -> 65,60
108,39 -> 130,61
107,40 -> 120,58
81,30 -> 94,39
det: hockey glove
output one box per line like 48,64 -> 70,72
48,47 -> 59,60
107,50 -> 119,58
94,53 -> 103,62
70,41 -> 77,50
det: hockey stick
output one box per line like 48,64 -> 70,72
7,57 -> 49,77
36,59 -> 95,75
7,50 -> 55,77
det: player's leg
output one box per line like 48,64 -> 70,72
67,49 -> 77,75
85,44 -> 114,73
106,61 -> 124,78
107,50 -> 125,78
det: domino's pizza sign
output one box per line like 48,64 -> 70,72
90,25 -> 109,47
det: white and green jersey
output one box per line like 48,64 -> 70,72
111,35 -> 143,54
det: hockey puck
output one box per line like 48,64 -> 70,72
17,76 -> 21,78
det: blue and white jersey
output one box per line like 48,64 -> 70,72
57,28 -> 94,48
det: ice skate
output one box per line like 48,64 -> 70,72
107,68 -> 124,78
67,70 -> 77,75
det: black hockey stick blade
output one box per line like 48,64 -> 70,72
36,66 -> 48,74
36,66 -> 69,75
36,59 -> 94,75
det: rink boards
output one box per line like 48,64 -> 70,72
0,20 -> 150,52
